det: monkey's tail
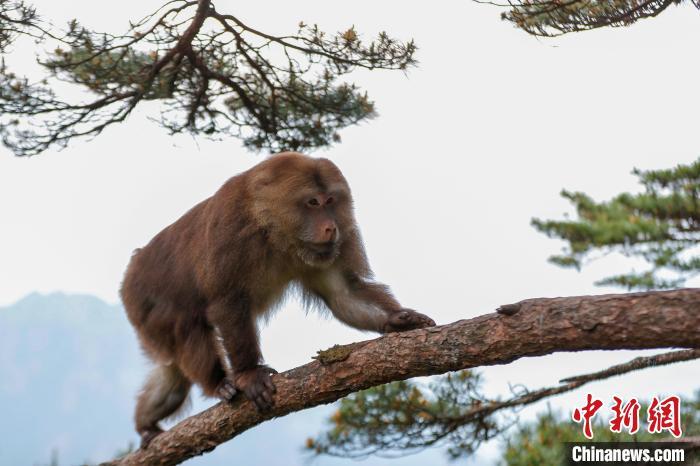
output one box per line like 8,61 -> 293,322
135,363 -> 192,437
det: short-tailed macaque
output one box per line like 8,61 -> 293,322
121,152 -> 436,447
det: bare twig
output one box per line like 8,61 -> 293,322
560,349 -> 700,384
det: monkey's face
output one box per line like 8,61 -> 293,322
249,153 -> 355,268
294,189 -> 346,267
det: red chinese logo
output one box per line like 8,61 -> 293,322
572,393 -> 603,439
647,395 -> 682,438
610,396 -> 640,434
572,394 -> 683,439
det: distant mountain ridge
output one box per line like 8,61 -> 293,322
0,292 -> 146,466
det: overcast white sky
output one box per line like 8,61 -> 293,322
1,0 -> 700,463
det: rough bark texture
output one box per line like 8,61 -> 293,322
103,288 -> 700,466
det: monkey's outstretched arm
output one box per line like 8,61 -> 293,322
308,269 -> 435,333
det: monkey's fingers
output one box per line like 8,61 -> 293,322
255,397 -> 273,411
139,427 -> 164,449
217,379 -> 238,401
259,387 -> 275,407
387,309 -> 436,331
405,310 -> 435,328
261,366 -> 278,392
418,313 -> 436,327
240,366 -> 277,411
242,384 -> 264,410
249,385 -> 275,411
264,376 -> 277,393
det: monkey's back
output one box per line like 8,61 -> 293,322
121,197 -> 213,360
120,171 -> 263,365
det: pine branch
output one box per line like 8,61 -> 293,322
493,0 -> 684,37
447,349 -> 700,429
0,0 -> 416,156
102,288 -> 700,466
560,348 -> 700,383
532,158 -> 700,291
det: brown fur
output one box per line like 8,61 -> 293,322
120,152 -> 435,447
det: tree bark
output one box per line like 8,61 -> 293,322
103,288 -> 700,466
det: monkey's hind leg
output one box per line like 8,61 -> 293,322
135,363 -> 192,448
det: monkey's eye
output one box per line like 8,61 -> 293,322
307,198 -> 320,207
326,196 -> 334,205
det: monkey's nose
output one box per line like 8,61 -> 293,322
323,226 -> 337,242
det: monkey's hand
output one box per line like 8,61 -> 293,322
216,377 -> 238,402
383,309 -> 436,333
234,365 -> 278,411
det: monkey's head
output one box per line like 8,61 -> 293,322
249,152 -> 355,268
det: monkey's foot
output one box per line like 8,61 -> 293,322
216,377 -> 238,402
138,426 -> 164,449
234,365 -> 278,412
384,309 -> 436,333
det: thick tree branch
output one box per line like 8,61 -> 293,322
104,288 -> 700,466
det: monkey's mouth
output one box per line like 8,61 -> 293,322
300,241 -> 340,266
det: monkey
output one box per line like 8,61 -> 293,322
120,152 -> 436,448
